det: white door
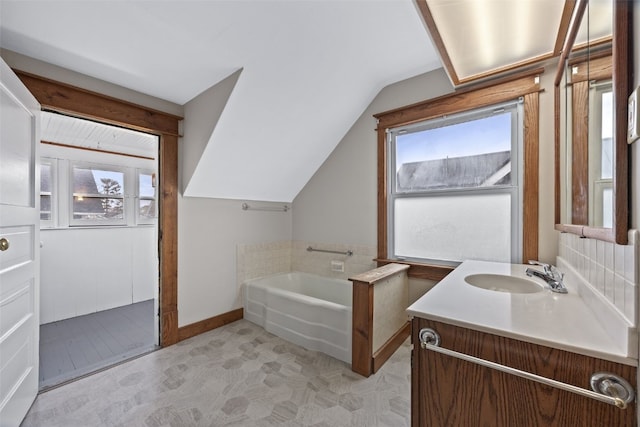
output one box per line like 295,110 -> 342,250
0,57 -> 40,426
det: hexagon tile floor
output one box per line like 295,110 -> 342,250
21,319 -> 411,426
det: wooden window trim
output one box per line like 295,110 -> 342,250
375,70 -> 542,279
15,70 -> 182,347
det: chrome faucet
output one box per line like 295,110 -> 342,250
525,260 -> 568,294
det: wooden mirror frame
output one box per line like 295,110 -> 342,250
554,0 -> 632,245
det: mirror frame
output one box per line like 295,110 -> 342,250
554,0 -> 632,245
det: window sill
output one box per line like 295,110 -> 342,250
374,258 -> 454,282
41,224 -> 156,231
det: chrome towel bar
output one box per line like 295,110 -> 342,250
241,202 -> 289,212
306,246 -> 353,256
419,328 -> 634,409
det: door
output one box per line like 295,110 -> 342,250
0,57 -> 41,426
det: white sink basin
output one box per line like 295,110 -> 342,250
464,273 -> 544,294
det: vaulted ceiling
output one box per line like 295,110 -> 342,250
1,0 -> 442,202
2,1 -> 584,202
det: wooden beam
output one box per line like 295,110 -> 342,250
351,280 -> 374,377
14,70 -> 181,136
159,133 -> 179,346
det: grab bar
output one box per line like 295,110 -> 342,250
419,328 -> 634,409
306,246 -> 353,256
242,202 -> 289,212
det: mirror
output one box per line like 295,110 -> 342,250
555,0 -> 631,244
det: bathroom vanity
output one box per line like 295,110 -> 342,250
407,260 -> 637,426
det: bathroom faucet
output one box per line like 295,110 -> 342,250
525,260 -> 568,294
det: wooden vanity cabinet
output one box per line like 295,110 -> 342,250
411,317 -> 637,426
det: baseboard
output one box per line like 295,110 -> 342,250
372,321 -> 410,373
177,308 -> 244,341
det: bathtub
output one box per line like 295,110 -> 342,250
243,272 -> 352,364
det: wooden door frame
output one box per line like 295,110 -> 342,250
15,70 -> 182,346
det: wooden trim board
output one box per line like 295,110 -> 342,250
372,322 -> 410,373
178,308 -> 244,342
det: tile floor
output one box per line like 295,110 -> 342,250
22,319 -> 411,426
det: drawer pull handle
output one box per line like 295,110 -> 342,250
0,238 -> 9,252
419,328 -> 634,409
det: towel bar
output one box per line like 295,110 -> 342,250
306,246 -> 353,256
241,202 -> 289,212
418,328 -> 634,409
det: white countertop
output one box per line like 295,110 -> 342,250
407,260 -> 637,366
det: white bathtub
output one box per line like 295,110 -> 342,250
243,272 -> 352,363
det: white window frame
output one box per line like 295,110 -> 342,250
39,157 -> 56,228
69,161 -> 128,227
136,169 -> 157,225
588,80 -> 613,228
387,99 -> 524,266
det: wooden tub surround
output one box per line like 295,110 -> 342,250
350,263 -> 410,377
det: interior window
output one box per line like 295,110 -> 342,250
388,101 -> 523,265
71,164 -> 126,225
40,158 -> 54,225
137,170 -> 157,223
589,81 -> 613,228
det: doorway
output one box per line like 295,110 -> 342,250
38,112 -> 160,390
14,68 -> 181,349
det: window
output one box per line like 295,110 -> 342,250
71,163 -> 126,225
137,170 -> 156,224
40,158 -> 55,226
589,81 -> 613,228
388,101 -> 522,265
374,72 -> 541,278
39,156 -> 157,228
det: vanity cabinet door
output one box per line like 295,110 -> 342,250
411,318 -> 636,427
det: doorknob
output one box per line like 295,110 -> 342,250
0,238 -> 9,252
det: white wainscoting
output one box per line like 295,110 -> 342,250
40,226 -> 157,324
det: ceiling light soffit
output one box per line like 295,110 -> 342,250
415,0 -> 609,87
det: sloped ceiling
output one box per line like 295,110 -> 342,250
0,0 -> 442,202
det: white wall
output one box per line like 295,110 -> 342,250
293,65 -> 559,265
178,81 -> 295,327
40,226 -> 156,323
176,197 -> 292,327
181,70 -> 241,193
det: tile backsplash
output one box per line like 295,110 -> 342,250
558,230 -> 638,325
291,241 -> 377,281
236,240 -> 377,296
236,241 -> 292,306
